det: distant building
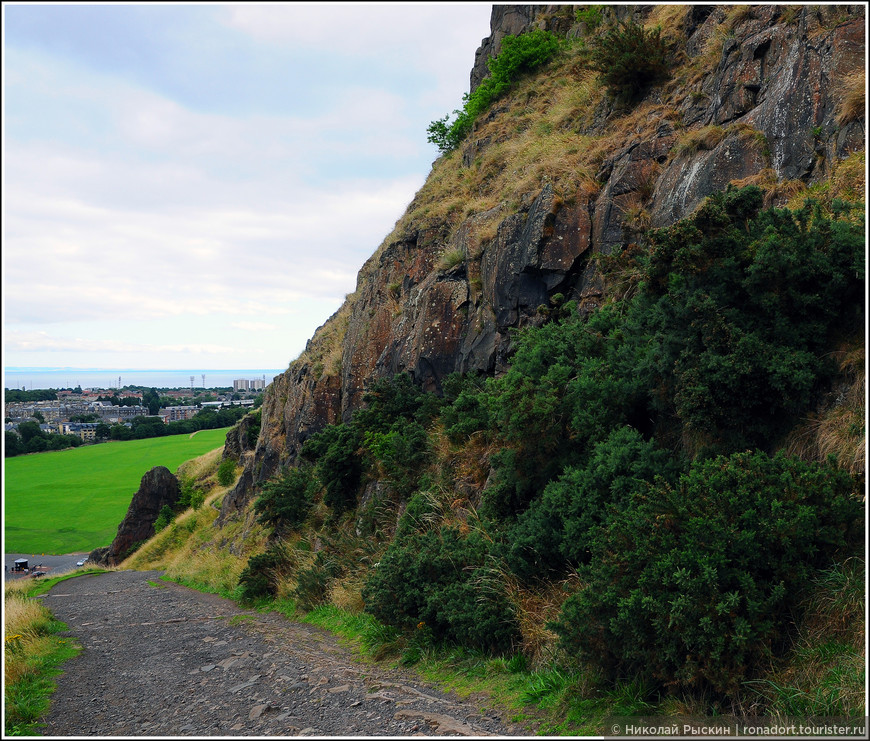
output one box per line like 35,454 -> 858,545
58,422 -> 99,441
250,379 -> 265,391
233,379 -> 250,392
158,406 -> 198,423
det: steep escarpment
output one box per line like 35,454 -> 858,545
220,3 -> 865,522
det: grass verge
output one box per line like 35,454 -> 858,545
3,569 -> 107,735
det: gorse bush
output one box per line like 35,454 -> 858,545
363,526 -> 520,653
630,187 -> 864,454
428,30 -> 561,153
238,543 -> 292,602
216,457 -> 236,486
552,451 -> 863,694
301,423 -> 364,514
587,20 -> 670,105
301,374 -> 444,512
254,466 -> 318,533
505,426 -> 684,579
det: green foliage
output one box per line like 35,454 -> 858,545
152,504 -> 175,533
587,20 -> 670,105
363,526 -> 520,653
428,30 -> 561,153
477,306 -> 646,520
246,409 -> 261,448
506,426 -> 683,578
237,543 -> 291,603
575,5 -> 604,33
293,553 -> 340,612
3,388 -> 58,402
302,374 -> 444,511
302,423 -> 364,513
629,187 -> 864,454
254,466 -> 318,533
552,451 -> 863,695
216,457 -> 236,486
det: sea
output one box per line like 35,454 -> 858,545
3,368 -> 286,392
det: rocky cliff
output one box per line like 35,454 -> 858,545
219,3 -> 865,522
91,466 -> 181,566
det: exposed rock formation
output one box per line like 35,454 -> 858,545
219,4 -> 866,522
90,466 -> 180,566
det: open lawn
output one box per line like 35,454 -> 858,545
3,429 -> 229,554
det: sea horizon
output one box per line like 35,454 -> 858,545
3,367 -> 286,391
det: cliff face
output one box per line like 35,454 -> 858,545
219,4 -> 865,522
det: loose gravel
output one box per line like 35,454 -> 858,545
38,570 -> 534,737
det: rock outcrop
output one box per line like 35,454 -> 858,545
219,4 -> 866,521
90,466 -> 180,566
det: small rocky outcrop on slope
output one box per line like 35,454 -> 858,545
218,3 -> 865,522
90,466 -> 180,566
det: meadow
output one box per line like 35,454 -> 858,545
3,429 -> 230,555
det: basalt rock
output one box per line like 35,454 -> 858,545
219,4 -> 865,522
90,466 -> 180,566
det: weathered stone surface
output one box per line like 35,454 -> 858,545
218,4 -> 865,526
91,466 -> 180,566
222,412 -> 259,462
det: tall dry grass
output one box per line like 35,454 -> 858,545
785,342 -> 865,476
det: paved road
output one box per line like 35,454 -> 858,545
4,552 -> 90,581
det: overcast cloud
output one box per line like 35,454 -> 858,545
2,2 -> 493,373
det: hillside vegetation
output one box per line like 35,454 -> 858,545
124,4 -> 864,731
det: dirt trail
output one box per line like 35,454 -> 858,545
39,570 -> 532,737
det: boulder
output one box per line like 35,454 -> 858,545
90,466 -> 180,566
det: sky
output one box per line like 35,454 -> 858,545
2,2 -> 493,373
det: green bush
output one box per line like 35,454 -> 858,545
238,543 -> 292,603
153,504 -> 175,533
294,553 -> 340,612
301,423 -> 364,513
363,526 -> 520,653
428,30 -> 561,153
587,20 -> 670,105
254,466 -> 319,533
216,457 -> 236,486
363,419 -> 430,497
552,451 -> 863,694
627,187 -> 864,454
506,426 -> 683,578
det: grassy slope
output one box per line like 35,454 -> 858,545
4,428 -> 230,554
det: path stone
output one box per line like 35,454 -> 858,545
39,570 -> 533,736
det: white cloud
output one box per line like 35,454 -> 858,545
2,3 -> 491,369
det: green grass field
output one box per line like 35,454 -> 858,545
3,429 -> 230,555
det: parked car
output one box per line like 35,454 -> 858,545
32,571 -> 47,578
76,558 -> 88,567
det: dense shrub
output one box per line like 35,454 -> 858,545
301,423 -> 364,513
216,458 -> 236,486
627,187 -> 864,454
302,374 -> 443,510
428,30 -> 561,153
552,451 -> 863,694
363,526 -> 520,653
254,466 -> 319,533
364,419 -> 430,497
238,542 -> 297,603
479,306 -> 646,520
587,20 -> 670,105
506,426 -> 684,578
293,552 -> 340,611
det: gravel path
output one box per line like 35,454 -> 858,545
39,570 -> 533,737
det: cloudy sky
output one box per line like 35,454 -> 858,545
2,2 -> 492,373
